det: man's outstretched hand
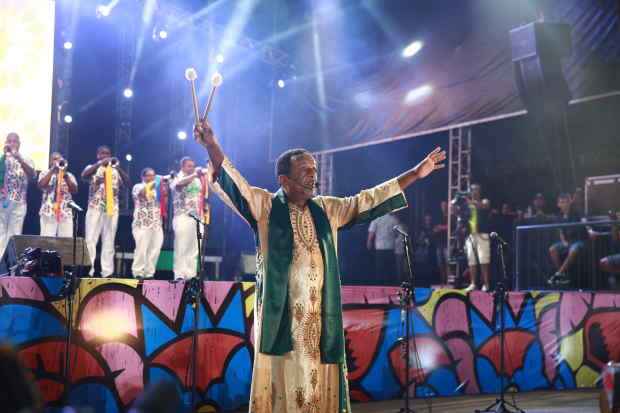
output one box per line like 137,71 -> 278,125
397,146 -> 446,191
416,147 -> 446,179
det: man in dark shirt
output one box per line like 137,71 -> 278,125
548,193 -> 588,286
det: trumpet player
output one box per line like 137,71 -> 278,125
131,168 -> 169,279
0,133 -> 35,258
38,152 -> 78,237
170,157 -> 208,280
81,145 -> 130,277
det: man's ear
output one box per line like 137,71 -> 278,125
278,175 -> 286,188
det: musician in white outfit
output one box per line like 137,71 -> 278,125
81,145 -> 130,277
38,152 -> 78,237
131,167 -> 166,279
0,132 -> 35,258
170,157 -> 208,280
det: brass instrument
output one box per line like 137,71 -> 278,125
56,159 -> 68,170
109,157 -> 119,167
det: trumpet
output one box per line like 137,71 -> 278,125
109,157 -> 119,167
56,159 -> 68,170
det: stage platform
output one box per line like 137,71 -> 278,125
0,276 -> 616,412
338,389 -> 600,413
230,389 -> 601,413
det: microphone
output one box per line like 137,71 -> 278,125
490,232 -> 508,245
393,225 -> 409,238
288,177 -> 318,192
188,211 -> 206,225
68,200 -> 83,212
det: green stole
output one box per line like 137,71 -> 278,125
260,188 -> 344,364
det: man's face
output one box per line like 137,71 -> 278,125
50,152 -> 62,167
182,159 -> 195,175
471,185 -> 481,199
533,196 -> 545,210
97,147 -> 111,161
281,153 -> 317,202
558,196 -> 571,212
441,201 -> 448,215
424,214 -> 433,226
143,169 -> 155,183
6,133 -> 20,152
501,203 -> 511,215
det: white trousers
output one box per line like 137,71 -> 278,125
173,214 -> 201,279
0,201 -> 27,258
85,208 -> 119,277
132,226 -> 164,278
465,233 -> 491,266
40,215 -> 73,238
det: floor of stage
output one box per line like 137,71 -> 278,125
232,389 -> 600,412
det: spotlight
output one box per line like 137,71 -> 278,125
216,54 -> 225,64
96,5 -> 111,18
354,91 -> 373,108
177,131 -> 187,140
402,41 -> 423,58
63,115 -> 73,124
158,30 -> 168,40
63,41 -> 73,50
277,79 -> 285,88
123,88 -> 133,98
125,154 -> 133,162
404,84 -> 433,105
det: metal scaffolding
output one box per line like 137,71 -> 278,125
317,152 -> 334,196
447,126 -> 472,285
114,21 -> 136,216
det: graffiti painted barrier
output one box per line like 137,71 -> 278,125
0,277 -> 615,412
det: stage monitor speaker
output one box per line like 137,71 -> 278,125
0,235 -> 89,275
510,22 -> 572,111
585,174 -> 620,218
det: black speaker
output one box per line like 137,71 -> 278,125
510,22 -> 572,112
0,235 -> 89,275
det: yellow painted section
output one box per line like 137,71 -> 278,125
576,365 -> 600,387
418,289 -> 465,325
560,328 -> 584,371
535,292 -> 560,319
50,298 -> 66,319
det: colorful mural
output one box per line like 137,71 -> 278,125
0,277 -> 616,412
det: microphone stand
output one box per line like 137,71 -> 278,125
475,239 -> 525,413
62,206 -> 82,403
187,210 -> 209,410
396,228 -> 417,413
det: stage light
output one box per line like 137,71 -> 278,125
216,54 -> 225,64
277,79 -> 285,88
354,91 -> 373,108
158,30 -> 168,40
177,131 -> 187,140
123,88 -> 133,98
125,154 -> 132,162
402,41 -> 423,58
96,5 -> 111,18
404,84 -> 432,105
63,115 -> 73,124
63,41 -> 73,50
83,311 -> 132,340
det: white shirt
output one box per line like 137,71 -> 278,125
1,154 -> 34,204
368,214 -> 400,251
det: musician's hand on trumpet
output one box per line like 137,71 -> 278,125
54,159 -> 68,172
